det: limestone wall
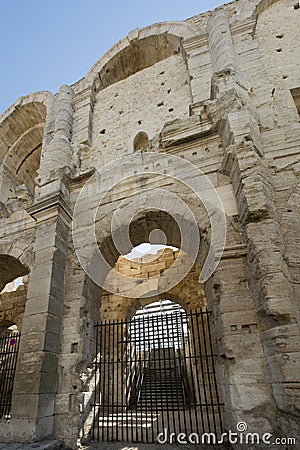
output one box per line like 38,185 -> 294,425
0,285 -> 27,332
89,55 -> 191,169
101,248 -> 206,321
0,0 -> 299,447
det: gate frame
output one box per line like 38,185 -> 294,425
92,309 -> 224,443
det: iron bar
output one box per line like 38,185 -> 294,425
92,309 -> 223,443
0,333 -> 20,419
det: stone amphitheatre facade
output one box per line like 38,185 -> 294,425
0,0 -> 299,448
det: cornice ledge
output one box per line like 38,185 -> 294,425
26,193 -> 73,224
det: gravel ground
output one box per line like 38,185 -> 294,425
0,441 -> 232,450
81,444 -> 231,450
0,442 -> 63,450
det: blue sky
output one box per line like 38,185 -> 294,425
0,1 -> 225,114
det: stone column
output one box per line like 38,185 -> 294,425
207,9 -> 249,95
37,84 -> 74,187
207,9 -> 262,154
207,9 -> 239,74
8,199 -> 72,441
1,85 -> 74,442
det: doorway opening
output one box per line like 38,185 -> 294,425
92,300 -> 223,443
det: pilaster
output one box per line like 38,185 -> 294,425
207,8 -> 299,437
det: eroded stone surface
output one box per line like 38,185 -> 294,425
0,0 -> 299,449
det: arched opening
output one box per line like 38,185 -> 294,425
96,34 -> 183,91
127,299 -> 189,409
0,95 -> 50,214
0,255 -> 29,294
74,170 -> 225,442
92,293 -> 223,442
133,132 -> 149,152
93,206 -> 210,296
0,255 -> 28,418
88,235 -> 223,443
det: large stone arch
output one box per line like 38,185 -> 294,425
85,21 -> 199,88
0,91 -> 53,162
0,241 -> 34,279
0,91 -> 53,208
71,21 -> 198,151
92,206 -> 211,296
0,255 -> 29,292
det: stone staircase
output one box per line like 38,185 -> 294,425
137,348 -> 186,410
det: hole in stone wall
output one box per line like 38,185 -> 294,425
168,108 -> 174,112
71,343 -> 78,353
100,129 -> 106,134
276,48 -> 282,52
294,3 -> 299,9
242,325 -> 251,334
157,102 -> 164,107
276,34 -> 284,39
125,243 -> 178,261
0,256 -> 29,295
1,276 -> 24,294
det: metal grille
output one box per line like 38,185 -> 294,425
92,310 -> 223,443
0,333 -> 20,419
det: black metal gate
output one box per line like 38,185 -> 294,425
0,333 -> 20,419
92,310 -> 223,443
